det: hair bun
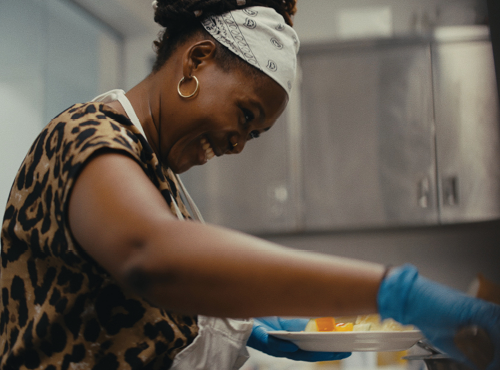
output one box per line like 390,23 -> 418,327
153,0 -> 199,29
153,1 -> 297,29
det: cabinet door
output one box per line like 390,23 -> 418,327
179,112 -> 297,234
433,40 -> 500,223
300,43 -> 438,230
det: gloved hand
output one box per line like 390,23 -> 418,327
378,264 -> 500,370
247,317 -> 351,362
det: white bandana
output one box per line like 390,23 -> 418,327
201,6 -> 300,95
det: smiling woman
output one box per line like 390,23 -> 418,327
121,1 -> 297,174
1,0 -> 500,369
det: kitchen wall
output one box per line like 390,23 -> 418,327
0,0 -> 122,209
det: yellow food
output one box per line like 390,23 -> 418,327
355,314 -> 414,332
304,314 -> 414,332
335,323 -> 354,331
353,323 -> 371,331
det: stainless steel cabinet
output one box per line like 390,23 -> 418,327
300,31 -> 500,231
180,29 -> 500,234
300,41 -> 439,230
432,40 -> 500,223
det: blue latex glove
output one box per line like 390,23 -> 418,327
378,264 -> 500,370
247,317 -> 351,362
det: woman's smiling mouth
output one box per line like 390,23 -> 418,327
200,137 -> 215,161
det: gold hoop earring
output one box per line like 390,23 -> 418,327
178,76 -> 199,99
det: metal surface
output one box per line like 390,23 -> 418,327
416,340 -> 441,355
487,0 -> 500,102
432,39 -> 500,223
285,65 -> 305,231
300,42 -> 438,230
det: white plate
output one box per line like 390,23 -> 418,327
268,330 -> 423,352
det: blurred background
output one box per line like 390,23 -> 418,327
1,1 -> 499,369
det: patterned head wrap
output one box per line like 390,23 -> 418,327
201,6 -> 300,95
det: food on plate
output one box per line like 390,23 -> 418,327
304,314 -> 414,332
354,314 -> 414,332
311,317 -> 336,331
304,317 -> 338,332
334,322 -> 354,332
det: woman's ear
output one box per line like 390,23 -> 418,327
182,40 -> 217,78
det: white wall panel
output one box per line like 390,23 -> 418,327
0,0 -> 46,209
0,0 -> 122,210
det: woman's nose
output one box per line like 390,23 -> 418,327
226,135 -> 244,154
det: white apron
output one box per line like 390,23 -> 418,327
92,90 -> 254,370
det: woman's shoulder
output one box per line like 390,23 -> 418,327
48,102 -> 134,132
42,102 -> 145,155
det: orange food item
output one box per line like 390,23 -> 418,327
315,317 -> 336,331
335,323 -> 354,332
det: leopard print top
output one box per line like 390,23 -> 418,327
0,103 -> 199,369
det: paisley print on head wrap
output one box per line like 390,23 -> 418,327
201,6 -> 300,95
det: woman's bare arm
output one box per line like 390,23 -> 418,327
69,153 -> 385,318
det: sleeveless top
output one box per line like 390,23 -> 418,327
1,102 -> 199,369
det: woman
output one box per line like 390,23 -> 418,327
1,0 -> 499,369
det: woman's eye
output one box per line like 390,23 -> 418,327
249,130 -> 260,140
242,108 -> 254,124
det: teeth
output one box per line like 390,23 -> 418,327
201,137 -> 215,160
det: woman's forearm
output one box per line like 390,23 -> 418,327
70,153 -> 385,318
123,220 -> 386,318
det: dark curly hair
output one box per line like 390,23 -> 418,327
151,0 -> 297,74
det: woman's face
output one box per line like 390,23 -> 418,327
161,61 -> 289,174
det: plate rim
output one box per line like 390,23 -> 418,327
268,329 -> 423,336
268,330 -> 424,352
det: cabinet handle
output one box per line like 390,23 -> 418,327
442,176 -> 459,206
418,177 -> 430,208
